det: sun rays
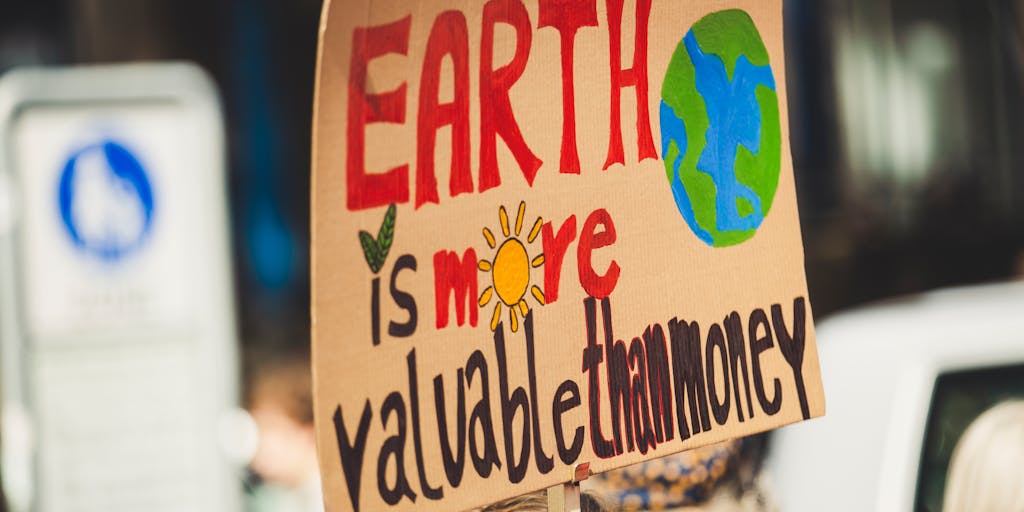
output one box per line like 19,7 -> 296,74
478,201 -> 545,332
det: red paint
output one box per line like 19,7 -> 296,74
538,0 -> 598,175
347,17 -> 412,211
433,249 -> 479,328
479,0 -> 543,192
603,0 -> 656,170
541,215 -> 578,305
416,11 -> 473,209
577,208 -> 619,298
344,4 -> 662,210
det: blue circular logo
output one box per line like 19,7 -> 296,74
58,140 -> 155,261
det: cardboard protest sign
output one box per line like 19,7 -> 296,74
311,0 -> 825,510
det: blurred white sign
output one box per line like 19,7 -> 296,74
0,63 -> 241,512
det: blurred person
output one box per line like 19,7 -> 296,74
586,436 -> 776,512
943,400 -> 1024,512
245,349 -> 323,512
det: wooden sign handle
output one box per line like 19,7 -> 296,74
546,483 -> 580,512
547,463 -> 590,512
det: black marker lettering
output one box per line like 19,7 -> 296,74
773,297 -> 810,420
388,255 -> 418,337
749,308 -> 782,415
643,324 -> 674,443
582,297 -> 615,458
628,337 -> 656,454
432,368 -> 467,488
466,350 -> 502,477
371,277 -> 381,346
552,379 -> 584,464
705,324 -> 730,426
377,392 -> 416,505
724,312 -> 754,421
494,325 -> 531,484
333,403 -> 372,512
406,350 -> 443,499
524,312 -> 554,474
668,318 -> 711,439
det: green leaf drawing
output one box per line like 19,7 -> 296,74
359,230 -> 382,273
357,203 -> 397,274
377,203 -> 396,261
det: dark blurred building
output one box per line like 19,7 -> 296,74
2,0 -> 1023,341
1,0 -> 321,350
788,0 -> 1024,313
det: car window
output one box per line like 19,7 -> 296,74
915,363 -> 1024,512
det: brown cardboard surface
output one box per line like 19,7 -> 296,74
311,1 -> 825,510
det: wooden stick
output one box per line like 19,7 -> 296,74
546,483 -> 581,512
547,462 -> 590,512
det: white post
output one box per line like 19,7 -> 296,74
547,483 -> 581,512
547,462 -> 590,512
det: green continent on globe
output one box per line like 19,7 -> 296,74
659,9 -> 782,247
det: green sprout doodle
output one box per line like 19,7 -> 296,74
358,203 -> 396,274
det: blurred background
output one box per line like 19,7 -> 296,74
7,0 -> 1024,335
2,0 -> 318,346
1,0 -> 1023,511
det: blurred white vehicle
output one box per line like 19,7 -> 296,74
767,281 -> 1024,512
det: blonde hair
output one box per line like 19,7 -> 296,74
478,490 -> 611,512
480,491 -> 548,512
943,400 -> 1024,512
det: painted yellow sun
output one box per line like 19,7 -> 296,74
478,201 -> 546,333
